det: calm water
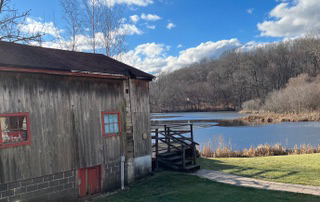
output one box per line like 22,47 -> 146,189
152,112 -> 320,150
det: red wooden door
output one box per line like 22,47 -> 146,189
78,165 -> 101,197
78,169 -> 87,197
88,167 -> 98,195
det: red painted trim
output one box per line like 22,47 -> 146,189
101,111 -> 122,138
0,66 -> 127,80
0,112 -> 31,149
0,120 -> 2,145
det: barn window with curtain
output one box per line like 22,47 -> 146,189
101,112 -> 121,137
0,112 -> 31,148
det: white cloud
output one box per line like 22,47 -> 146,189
96,0 -> 153,7
141,13 -> 162,21
19,18 -> 63,38
166,22 -> 176,30
118,24 -> 143,35
146,24 -> 156,29
258,0 -> 320,37
24,18 -> 143,52
130,15 -> 140,23
177,44 -> 183,48
247,8 -> 254,14
118,39 -> 242,74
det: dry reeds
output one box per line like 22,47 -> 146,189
200,141 -> 320,158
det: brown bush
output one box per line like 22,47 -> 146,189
262,74 -> 320,113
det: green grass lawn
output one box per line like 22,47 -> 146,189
198,153 -> 320,186
97,172 -> 320,202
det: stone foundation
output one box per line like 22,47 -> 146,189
0,171 -> 76,202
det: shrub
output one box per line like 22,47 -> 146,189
262,74 -> 320,113
241,99 -> 261,111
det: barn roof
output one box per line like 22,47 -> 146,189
0,41 -> 154,80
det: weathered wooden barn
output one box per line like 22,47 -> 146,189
0,41 -> 154,202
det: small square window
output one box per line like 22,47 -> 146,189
0,112 -> 31,148
101,112 -> 121,137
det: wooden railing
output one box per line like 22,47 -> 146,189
151,124 -> 198,170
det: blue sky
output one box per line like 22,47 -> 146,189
12,0 -> 320,74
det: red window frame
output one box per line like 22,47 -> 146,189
0,112 -> 31,148
101,112 -> 121,138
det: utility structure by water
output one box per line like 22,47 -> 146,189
151,124 -> 200,172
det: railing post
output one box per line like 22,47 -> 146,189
167,127 -> 171,152
190,124 -> 196,165
182,144 -> 186,169
155,128 -> 159,170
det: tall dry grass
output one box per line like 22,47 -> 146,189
200,141 -> 320,158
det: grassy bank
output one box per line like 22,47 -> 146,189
238,111 -> 320,124
97,172 -> 320,202
199,153 -> 320,186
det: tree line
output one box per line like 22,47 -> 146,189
150,36 -> 320,113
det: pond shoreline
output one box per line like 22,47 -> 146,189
152,111 -> 320,127
237,111 -> 320,125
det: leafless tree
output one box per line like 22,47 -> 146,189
61,0 -> 126,56
98,2 -> 126,57
81,0 -> 100,53
0,0 -> 44,43
60,0 -> 82,50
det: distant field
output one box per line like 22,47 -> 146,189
199,153 -> 320,186
97,172 -> 320,202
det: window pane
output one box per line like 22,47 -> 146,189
112,114 -> 118,123
104,114 -> 110,124
1,116 -> 28,144
105,125 -> 110,134
114,123 -> 119,133
109,122 -> 114,133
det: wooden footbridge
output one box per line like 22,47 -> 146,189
151,124 -> 200,172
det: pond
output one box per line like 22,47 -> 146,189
152,112 -> 320,150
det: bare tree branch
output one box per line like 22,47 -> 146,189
0,0 -> 4,12
0,0 -> 45,43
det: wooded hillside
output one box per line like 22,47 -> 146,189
150,36 -> 320,112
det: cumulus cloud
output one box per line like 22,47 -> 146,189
118,39 -> 242,74
166,22 -> 176,30
141,13 -> 162,21
19,18 -> 63,38
96,0 -> 153,7
258,0 -> 320,37
24,18 -> 143,52
118,24 -> 143,35
130,15 -> 140,23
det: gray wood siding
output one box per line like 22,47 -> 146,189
0,72 -> 126,184
129,79 -> 151,158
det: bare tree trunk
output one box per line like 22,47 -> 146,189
60,0 -> 82,50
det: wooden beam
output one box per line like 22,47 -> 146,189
0,66 -> 128,80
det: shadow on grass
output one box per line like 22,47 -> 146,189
198,158 -> 300,181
